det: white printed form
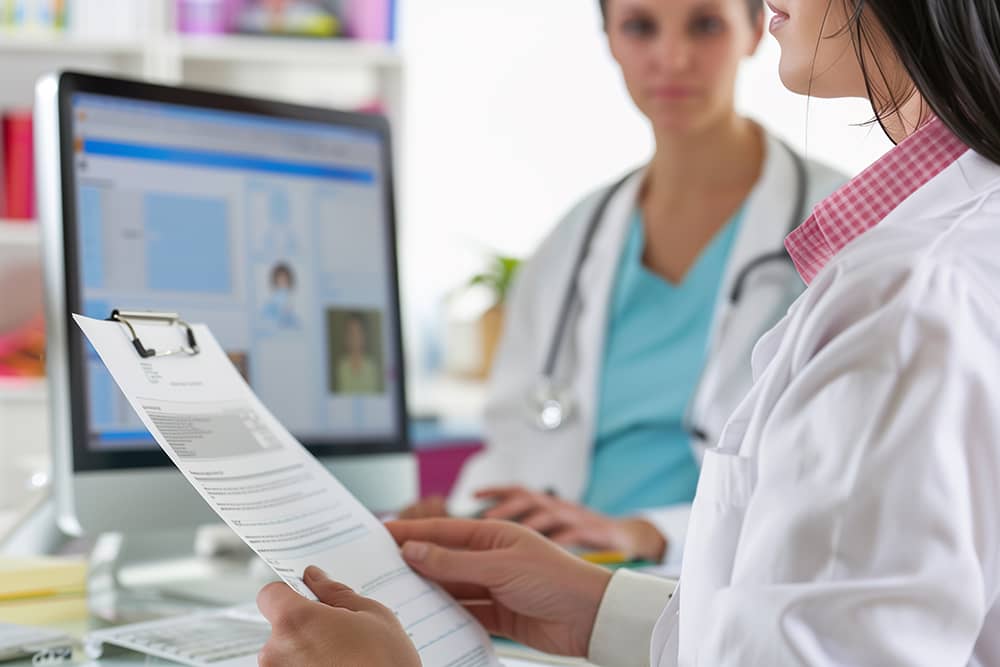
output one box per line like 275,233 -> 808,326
74,315 -> 499,667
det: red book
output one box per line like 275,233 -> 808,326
3,111 -> 35,221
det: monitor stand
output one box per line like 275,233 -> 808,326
87,527 -> 275,623
0,496 -> 63,556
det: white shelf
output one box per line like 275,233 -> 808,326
0,376 -> 46,401
0,221 -> 40,247
0,28 -> 144,56
175,34 -> 402,69
0,29 -> 400,69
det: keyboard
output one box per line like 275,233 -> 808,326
0,623 -> 74,663
84,604 -> 270,666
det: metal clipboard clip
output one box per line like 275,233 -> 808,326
107,310 -> 200,359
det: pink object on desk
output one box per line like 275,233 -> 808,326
416,442 -> 483,499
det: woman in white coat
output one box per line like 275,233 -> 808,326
404,0 -> 844,565
257,0 -> 1000,665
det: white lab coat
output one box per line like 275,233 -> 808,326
449,132 -> 845,558
588,147 -> 1000,666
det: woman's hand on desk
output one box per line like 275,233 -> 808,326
256,566 -> 420,667
474,486 -> 668,562
398,495 -> 450,519
387,519 -> 612,658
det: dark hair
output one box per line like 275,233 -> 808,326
346,312 -> 366,328
344,312 -> 369,345
598,0 -> 764,23
270,263 -> 295,289
841,0 -> 1000,164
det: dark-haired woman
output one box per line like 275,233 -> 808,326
256,0 -> 1000,664
404,0 -> 844,567
260,262 -> 299,329
336,313 -> 379,394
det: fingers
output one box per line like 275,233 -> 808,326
482,493 -> 548,521
548,528 -> 585,547
257,576 -> 421,667
257,581 -> 312,629
400,539 -> 503,586
303,567 -> 383,613
473,485 -> 524,499
257,571 -> 384,634
397,505 -> 422,520
520,510 -> 565,535
398,496 -> 448,520
436,581 -> 492,602
462,601 -> 502,636
548,527 -> 609,551
386,518 -> 524,551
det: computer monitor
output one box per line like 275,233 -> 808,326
36,72 -> 417,539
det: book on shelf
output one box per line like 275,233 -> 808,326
1,110 -> 34,222
67,0 -> 152,39
1,1 -> 397,42
180,0 -> 397,42
0,108 -> 43,377
0,0 -> 152,38
0,0 -> 66,29
0,314 -> 45,377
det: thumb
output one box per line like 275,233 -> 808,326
401,541 -> 500,586
303,566 -> 371,610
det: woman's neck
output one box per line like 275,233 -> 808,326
880,92 -> 929,144
646,114 -> 763,204
636,113 -> 765,284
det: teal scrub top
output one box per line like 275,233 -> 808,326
582,207 -> 745,516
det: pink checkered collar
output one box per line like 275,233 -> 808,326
785,117 -> 970,284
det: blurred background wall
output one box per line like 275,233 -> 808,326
0,0 -> 893,420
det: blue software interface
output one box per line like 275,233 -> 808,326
72,93 -> 401,450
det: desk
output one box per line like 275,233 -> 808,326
3,610 -> 596,666
4,653 -> 580,666
502,660 -> 594,667
3,655 -> 581,666
2,640 -> 592,666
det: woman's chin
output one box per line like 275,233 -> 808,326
778,58 -> 846,98
777,60 -> 811,96
648,109 -> 711,136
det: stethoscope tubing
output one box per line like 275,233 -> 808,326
540,169 -> 638,379
534,141 -> 810,433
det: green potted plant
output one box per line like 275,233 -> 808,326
467,254 -> 522,378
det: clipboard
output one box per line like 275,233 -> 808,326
75,313 -> 501,665
106,310 -> 200,359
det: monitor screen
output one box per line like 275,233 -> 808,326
61,83 -> 406,464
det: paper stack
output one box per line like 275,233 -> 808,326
0,556 -> 88,624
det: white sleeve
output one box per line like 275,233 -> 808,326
446,208 -> 575,514
588,570 -> 676,667
690,266 -> 1000,664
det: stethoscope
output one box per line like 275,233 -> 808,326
531,140 -> 810,433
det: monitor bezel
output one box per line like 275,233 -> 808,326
55,71 -> 411,472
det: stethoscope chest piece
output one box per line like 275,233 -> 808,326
531,380 -> 574,431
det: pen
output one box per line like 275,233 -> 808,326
579,550 -> 632,565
